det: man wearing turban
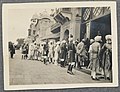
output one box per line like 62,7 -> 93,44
101,35 -> 112,81
90,36 -> 102,80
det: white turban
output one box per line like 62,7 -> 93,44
56,41 -> 60,45
69,38 -> 73,42
90,39 -> 94,44
94,36 -> 102,42
105,35 -> 112,40
82,39 -> 85,42
42,42 -> 46,44
61,40 -> 66,44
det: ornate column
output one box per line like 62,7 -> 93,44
86,22 -> 91,39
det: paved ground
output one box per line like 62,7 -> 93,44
9,50 -> 110,85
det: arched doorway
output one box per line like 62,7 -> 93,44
64,29 -> 69,41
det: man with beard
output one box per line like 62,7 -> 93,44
102,35 -> 112,81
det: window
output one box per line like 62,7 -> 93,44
93,7 -> 103,17
83,8 -> 91,20
104,7 -> 111,14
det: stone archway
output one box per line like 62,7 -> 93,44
64,29 -> 69,41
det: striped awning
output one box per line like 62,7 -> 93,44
41,32 -> 60,40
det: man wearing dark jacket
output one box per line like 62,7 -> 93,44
9,42 -> 15,59
67,38 -> 76,74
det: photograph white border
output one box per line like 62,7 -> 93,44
2,1 -> 118,90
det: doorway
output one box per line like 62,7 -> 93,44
64,29 -> 69,41
90,14 -> 111,43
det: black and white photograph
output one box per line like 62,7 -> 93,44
2,1 -> 118,90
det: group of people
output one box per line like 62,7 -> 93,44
88,35 -> 112,81
20,34 -> 112,81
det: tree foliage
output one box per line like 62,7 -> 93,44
16,38 -> 24,45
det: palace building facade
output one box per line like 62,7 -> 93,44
26,7 -> 111,44
26,11 -> 55,44
81,7 -> 111,42
51,8 -> 82,42
51,7 -> 111,42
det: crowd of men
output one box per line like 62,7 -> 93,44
10,34 -> 112,81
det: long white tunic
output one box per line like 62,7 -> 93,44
54,45 -> 60,61
28,43 -> 34,58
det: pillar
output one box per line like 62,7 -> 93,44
72,8 -> 82,41
86,22 -> 91,39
